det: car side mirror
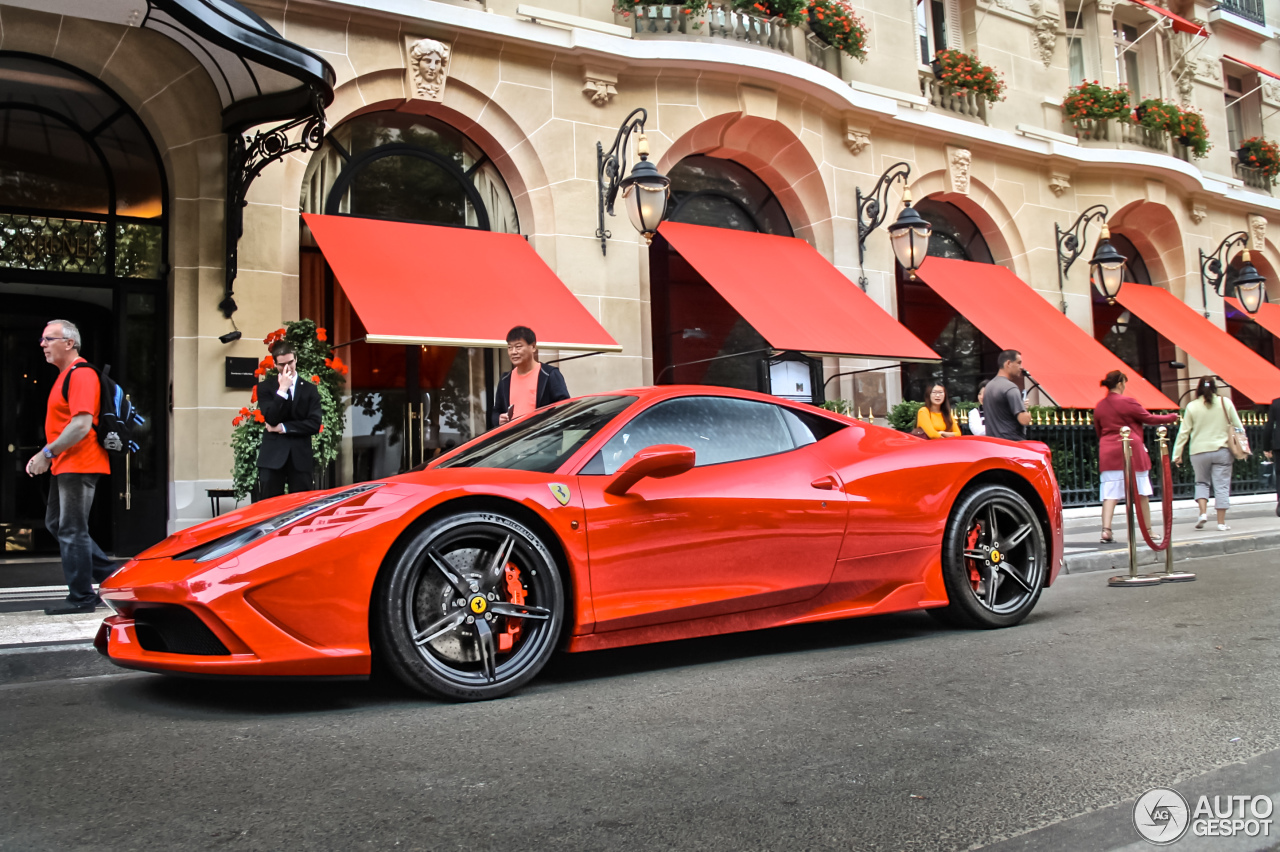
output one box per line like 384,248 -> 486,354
604,444 -> 696,496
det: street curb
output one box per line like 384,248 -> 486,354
1062,530 -> 1280,574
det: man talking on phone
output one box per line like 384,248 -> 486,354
255,340 -> 323,499
488,326 -> 570,430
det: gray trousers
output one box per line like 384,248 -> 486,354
1190,448 -> 1233,510
45,473 -> 116,605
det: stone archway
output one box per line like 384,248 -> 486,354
909,171 -> 1027,280
1108,200 -> 1188,300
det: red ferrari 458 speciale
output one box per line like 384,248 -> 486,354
98,385 -> 1063,700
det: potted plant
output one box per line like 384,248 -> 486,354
931,49 -> 1006,104
230,319 -> 349,500
733,0 -> 806,25
1238,137 -> 1280,183
1175,107 -> 1210,159
1062,80 -> 1132,123
806,0 -> 868,61
1134,97 -> 1180,133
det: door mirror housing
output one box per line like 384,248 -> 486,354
604,444 -> 696,496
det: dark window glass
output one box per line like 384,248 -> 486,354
780,406 -> 846,445
666,155 -> 792,236
591,397 -> 797,475
436,396 -> 636,472
349,155 -> 467,226
0,111 -> 108,212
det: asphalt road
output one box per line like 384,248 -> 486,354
2,552 -> 1279,852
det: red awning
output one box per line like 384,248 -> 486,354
915,257 -> 1175,409
1118,285 -> 1280,402
658,222 -> 938,362
1126,0 -> 1208,35
1224,56 -> 1280,82
1226,297 -> 1280,342
302,214 -> 620,351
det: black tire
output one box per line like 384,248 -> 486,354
935,484 -> 1047,629
373,510 -> 564,701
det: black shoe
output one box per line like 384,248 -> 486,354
44,600 -> 99,615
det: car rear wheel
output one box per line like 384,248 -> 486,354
933,484 -> 1047,629
374,511 -> 564,701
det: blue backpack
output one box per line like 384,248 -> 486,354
61,363 -> 144,455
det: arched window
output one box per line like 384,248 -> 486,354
1092,234 -> 1180,395
666,155 -> 792,236
0,52 -> 166,279
897,198 -> 997,403
302,112 -> 517,233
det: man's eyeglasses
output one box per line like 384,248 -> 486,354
39,336 -> 66,344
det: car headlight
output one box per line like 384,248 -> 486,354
175,484 -> 383,563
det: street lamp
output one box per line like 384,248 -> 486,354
1055,204 -> 1121,312
1200,231 -> 1267,316
596,107 -> 670,255
856,162 -> 932,290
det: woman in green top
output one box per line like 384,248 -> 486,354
1172,377 -> 1244,531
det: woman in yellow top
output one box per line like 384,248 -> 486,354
917,382 -> 961,438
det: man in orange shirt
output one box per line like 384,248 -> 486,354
25,319 -> 116,615
488,326 -> 570,429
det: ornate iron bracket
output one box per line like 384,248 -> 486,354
855,162 -> 912,290
1054,203 -> 1109,314
1199,230 -> 1249,318
596,107 -> 649,256
222,96 -> 326,317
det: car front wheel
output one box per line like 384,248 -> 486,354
374,510 -> 564,701
933,484 -> 1047,629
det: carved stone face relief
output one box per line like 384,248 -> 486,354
407,37 -> 452,102
947,146 -> 972,195
1249,214 -> 1267,251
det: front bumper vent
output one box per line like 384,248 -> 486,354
133,605 -> 231,656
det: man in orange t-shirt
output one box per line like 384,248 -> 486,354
489,326 -> 570,429
25,319 -> 116,615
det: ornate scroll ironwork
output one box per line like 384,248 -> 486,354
223,98 -> 326,317
855,161 -> 912,290
0,213 -> 109,274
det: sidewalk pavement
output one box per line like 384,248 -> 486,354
3,493 -> 1277,649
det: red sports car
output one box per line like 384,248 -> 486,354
98,386 -> 1063,701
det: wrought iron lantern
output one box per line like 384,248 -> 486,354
1200,231 -> 1267,316
855,162 -> 932,289
597,108 -> 671,254
886,190 -> 931,279
1089,224 -> 1128,303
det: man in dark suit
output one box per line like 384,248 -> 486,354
487,326 -> 570,430
1264,397 -> 1280,516
256,341 -> 323,500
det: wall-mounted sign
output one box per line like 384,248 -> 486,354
225,357 -> 259,388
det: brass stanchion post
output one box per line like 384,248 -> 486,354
1151,425 -> 1196,583
1109,426 -> 1163,587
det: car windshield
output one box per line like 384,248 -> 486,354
435,395 -> 637,472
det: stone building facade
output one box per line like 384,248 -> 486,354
2,0 -> 1279,549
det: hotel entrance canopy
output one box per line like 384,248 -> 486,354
303,214 -> 621,352
915,257 -> 1176,409
658,222 -> 939,362
1118,285 -> 1280,402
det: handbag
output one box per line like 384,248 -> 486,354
910,427 -> 929,438
1222,397 -> 1251,460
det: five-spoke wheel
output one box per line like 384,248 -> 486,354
374,511 -> 564,700
933,484 -> 1047,629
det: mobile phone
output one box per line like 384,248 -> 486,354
507,404 -> 515,418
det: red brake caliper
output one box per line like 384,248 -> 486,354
965,522 -> 983,590
497,563 -> 527,653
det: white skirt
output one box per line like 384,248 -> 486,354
1100,470 -> 1152,501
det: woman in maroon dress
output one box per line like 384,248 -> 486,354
1094,370 -> 1180,542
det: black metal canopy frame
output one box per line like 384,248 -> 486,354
855,162 -> 912,291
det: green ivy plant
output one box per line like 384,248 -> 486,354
229,319 -> 349,500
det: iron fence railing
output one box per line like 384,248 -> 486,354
1020,409 -> 1272,508
1218,0 -> 1266,25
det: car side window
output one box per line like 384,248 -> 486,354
588,397 -> 797,475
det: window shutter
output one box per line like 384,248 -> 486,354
945,0 -> 963,50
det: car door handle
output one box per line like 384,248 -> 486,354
810,475 -> 837,491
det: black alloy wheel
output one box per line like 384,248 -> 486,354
932,484 -> 1047,629
374,511 -> 564,701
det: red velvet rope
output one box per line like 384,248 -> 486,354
1130,447 -> 1174,552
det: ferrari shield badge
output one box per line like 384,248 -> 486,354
548,483 -> 572,506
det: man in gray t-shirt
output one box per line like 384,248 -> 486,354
984,350 -> 1031,441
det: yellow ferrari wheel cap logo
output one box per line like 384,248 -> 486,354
990,550 -> 1002,564
469,596 -> 487,614
548,483 -> 571,506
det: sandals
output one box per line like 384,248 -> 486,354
1100,528 -> 1114,543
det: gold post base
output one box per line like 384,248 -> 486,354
1152,570 -> 1197,582
1108,574 -> 1165,587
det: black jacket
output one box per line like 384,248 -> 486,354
1264,397 -> 1280,453
256,375 -> 324,471
488,363 -> 570,429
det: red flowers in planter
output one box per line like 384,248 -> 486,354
931,49 -> 1005,103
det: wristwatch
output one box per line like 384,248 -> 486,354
42,446 -> 55,460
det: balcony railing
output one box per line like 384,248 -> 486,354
627,4 -> 844,75
1067,117 -> 1181,156
1217,0 -> 1266,25
1234,159 -> 1273,193
917,69 -> 987,123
